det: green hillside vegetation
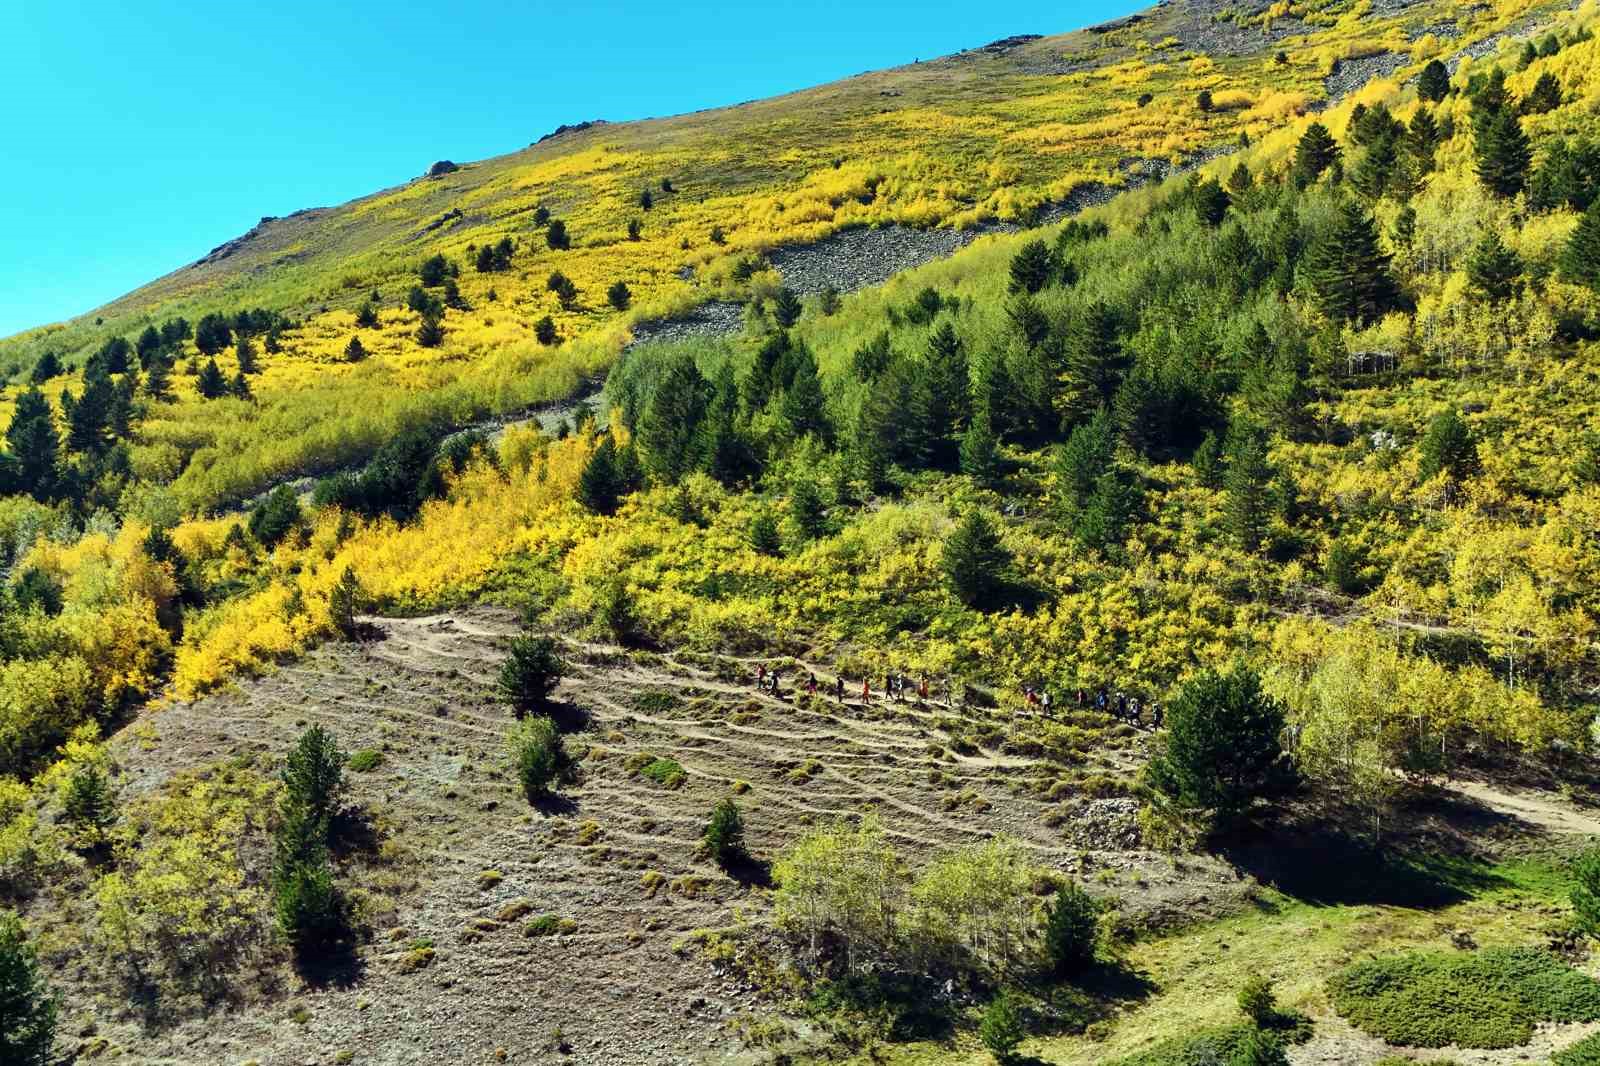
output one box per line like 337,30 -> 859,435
6,0 -> 1600,1060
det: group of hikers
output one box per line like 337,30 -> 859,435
751,663 -> 1163,730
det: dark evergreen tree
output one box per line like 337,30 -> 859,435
1044,883 -> 1099,977
577,435 -> 622,515
249,485 -> 302,547
920,322 -> 970,465
1532,137 -> 1600,212
698,363 -> 755,486
1292,123 -> 1340,186
1060,302 -> 1124,423
1299,200 -> 1399,323
959,407 -> 999,486
135,325 -> 163,366
1193,178 -> 1230,226
1523,71 -> 1562,114
194,313 -> 232,356
547,219 -> 570,250
1144,662 -> 1290,827
234,333 -> 257,374
772,287 -> 803,328
1417,410 -> 1479,484
780,344 -> 831,443
108,374 -> 134,438
1475,106 -> 1532,198
535,316 -> 558,345
28,352 -> 61,384
547,270 -> 579,309
0,911 -> 57,1066
639,187 -> 653,210
159,316 -> 191,348
66,366 -> 114,453
197,358 -> 228,399
1466,231 -> 1523,302
607,280 -> 632,311
355,301 -> 379,329
1192,430 -> 1223,488
1227,162 -> 1253,196
1009,240 -> 1055,294
93,336 -> 132,375
419,253 -> 451,287
1563,197 -> 1600,291
789,479 -> 827,541
638,353 -> 711,483
231,372 -> 253,400
1223,428 -> 1271,552
1074,468 -> 1141,553
1472,67 -> 1512,136
143,355 -> 172,401
941,509 -> 1010,609
344,335 -> 368,362
4,389 -> 58,501
1055,409 -> 1114,516
748,510 -> 782,556
1351,133 -> 1399,200
416,311 -> 445,348
498,633 -> 565,715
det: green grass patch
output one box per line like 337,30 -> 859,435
1554,1031 -> 1600,1065
347,749 -> 382,772
1327,947 -> 1600,1049
628,754 -> 686,788
633,689 -> 681,714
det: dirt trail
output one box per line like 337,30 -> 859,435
1444,778 -> 1600,837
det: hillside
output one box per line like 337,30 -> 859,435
7,0 -> 1600,1064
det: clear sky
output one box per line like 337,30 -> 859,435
2,0 -> 1143,338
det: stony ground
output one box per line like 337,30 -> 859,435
65,609 -> 1243,1066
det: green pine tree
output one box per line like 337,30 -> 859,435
577,435 -> 622,515
1292,123 -> 1339,186
1299,200 -> 1399,323
1466,231 -> 1523,302
5,388 -> 59,501
959,408 -> 1000,486
1563,197 -> 1600,291
197,358 -> 228,399
1475,106 -> 1532,198
0,911 -> 58,1066
1418,59 -> 1450,102
942,509 -> 1011,609
1224,428 -> 1271,552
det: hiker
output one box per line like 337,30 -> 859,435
862,678 -> 871,703
807,672 -> 817,695
757,663 -> 766,689
1128,695 -> 1141,726
919,674 -> 929,701
1115,691 -> 1127,719
1151,702 -> 1164,729
836,675 -> 845,703
770,668 -> 781,696
1041,689 -> 1052,716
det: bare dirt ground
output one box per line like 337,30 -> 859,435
68,609 -> 1244,1066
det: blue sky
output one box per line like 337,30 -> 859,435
2,0 -> 1141,338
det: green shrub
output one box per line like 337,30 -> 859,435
0,911 -> 57,1065
703,799 -> 745,867
1555,1031 -> 1600,1065
1572,844 -> 1600,937
61,762 -> 116,845
347,749 -> 382,772
979,989 -> 1025,1063
1043,882 -> 1099,977
1327,947 -> 1600,1048
498,633 -> 565,715
1229,1028 -> 1288,1066
1237,975 -> 1276,1025
274,859 -> 343,950
507,717 -> 564,800
638,757 -> 686,789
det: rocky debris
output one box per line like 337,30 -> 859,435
628,300 -> 746,347
1089,13 -> 1145,34
768,225 -> 977,297
1409,18 -> 1461,41
1152,0 -> 1308,57
981,33 -> 1044,52
535,119 -> 609,146
422,208 -> 464,234
1060,798 -> 1143,850
1324,51 -> 1411,102
193,216 -> 277,267
425,160 -> 459,178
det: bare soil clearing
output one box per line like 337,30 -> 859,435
74,609 -> 1240,1065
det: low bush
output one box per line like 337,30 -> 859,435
1555,1032 -> 1600,1065
506,717 -> 564,800
703,798 -> 745,867
347,749 -> 382,772
1327,947 -> 1600,1048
